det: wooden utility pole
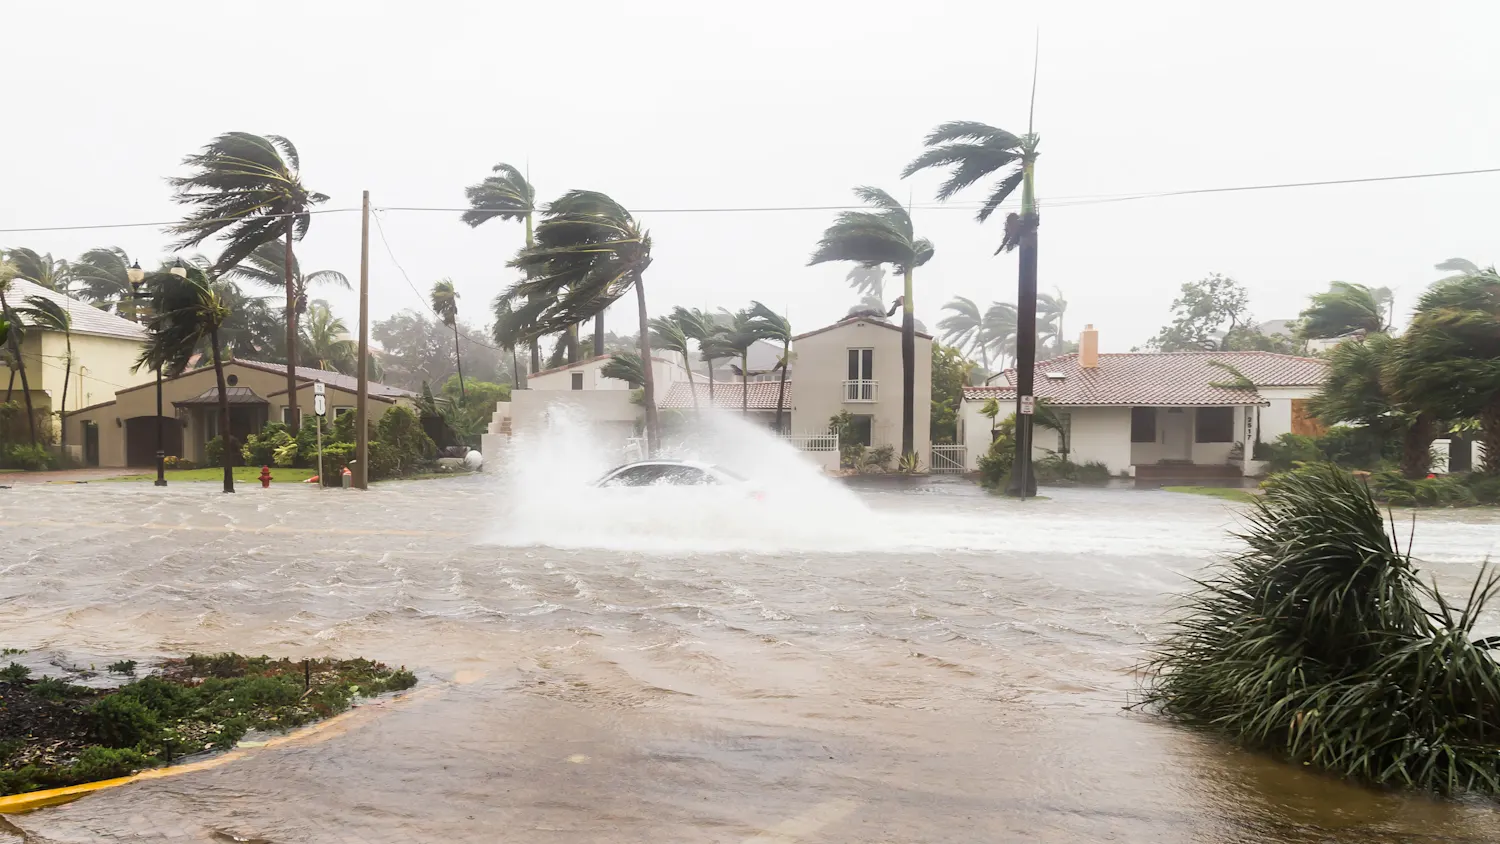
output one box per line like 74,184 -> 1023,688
354,190 -> 371,489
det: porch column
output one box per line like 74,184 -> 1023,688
1242,404 -> 1260,476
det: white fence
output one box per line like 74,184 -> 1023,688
930,444 -> 967,474
782,433 -> 839,452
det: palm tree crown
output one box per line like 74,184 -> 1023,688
1299,281 -> 1388,339
72,247 -> 137,312
300,300 -> 356,374
902,121 -> 1038,246
462,164 -> 537,230
224,241 -> 348,315
5,248 -> 71,291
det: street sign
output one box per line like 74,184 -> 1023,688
314,394 -> 327,417
1019,395 -> 1035,415
313,382 -> 326,396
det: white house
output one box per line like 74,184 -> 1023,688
958,325 -> 1327,479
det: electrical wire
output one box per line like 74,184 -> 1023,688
0,207 -> 359,236
368,209 -> 508,353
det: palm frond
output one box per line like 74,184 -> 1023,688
461,162 -> 536,227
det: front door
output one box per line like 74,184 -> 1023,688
1161,408 -> 1192,461
83,422 -> 100,466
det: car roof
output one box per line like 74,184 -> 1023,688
608,459 -> 717,471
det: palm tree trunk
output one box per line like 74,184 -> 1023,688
211,326 -> 234,494
530,341 -> 541,375
1,293 -> 37,445
1400,412 -> 1437,479
510,346 -> 519,389
900,268 -> 915,461
634,282 -> 659,455
594,312 -> 605,356
452,323 -> 466,399
283,228 -> 300,434
684,351 -> 699,411
567,325 -> 579,364
1007,162 -> 1040,498
58,343 -> 70,448
706,357 -> 716,406
775,341 -> 789,433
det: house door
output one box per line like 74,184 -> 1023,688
83,422 -> 100,466
1161,408 -> 1192,461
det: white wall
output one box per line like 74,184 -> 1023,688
958,399 -> 993,470
529,357 -> 627,392
1062,408 -> 1134,475
1256,387 -> 1319,442
789,320 -> 931,456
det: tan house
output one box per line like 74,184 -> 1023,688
787,317 -> 932,456
4,279 -> 155,448
65,359 -> 415,468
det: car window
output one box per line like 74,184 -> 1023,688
600,465 -> 668,487
657,466 -> 715,485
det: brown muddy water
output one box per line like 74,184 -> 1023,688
2,475 -> 1499,843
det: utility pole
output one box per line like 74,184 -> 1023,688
354,190 -> 370,490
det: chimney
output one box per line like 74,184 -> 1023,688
1080,324 -> 1099,369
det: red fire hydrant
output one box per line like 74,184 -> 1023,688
259,465 -> 272,488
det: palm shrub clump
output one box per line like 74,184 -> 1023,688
1142,463 -> 1500,795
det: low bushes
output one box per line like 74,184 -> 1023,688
1142,463 -> 1500,795
1033,455 -> 1112,485
0,442 -> 57,471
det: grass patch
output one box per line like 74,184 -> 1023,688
0,653 -> 417,797
99,467 -> 319,483
1162,485 -> 1257,504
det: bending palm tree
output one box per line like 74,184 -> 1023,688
600,351 -> 645,387
508,191 -> 660,452
463,162 -> 546,375
749,302 -> 793,432
300,300 -> 356,374
430,279 -> 464,399
1299,281 -> 1387,339
16,297 -> 72,445
649,314 -> 699,409
72,247 -> 138,314
671,306 -> 720,404
720,308 -> 768,417
938,296 -> 988,370
6,248 -> 70,291
168,132 -> 328,433
136,265 -> 236,493
983,301 -> 1018,370
224,241 -> 348,360
1036,290 -> 1067,355
809,187 -> 935,459
904,116 -> 1040,495
0,259 -> 36,444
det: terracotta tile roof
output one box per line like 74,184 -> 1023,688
659,380 -> 788,410
5,279 -> 147,341
791,316 -> 932,342
961,351 -> 1326,406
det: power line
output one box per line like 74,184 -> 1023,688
0,207 -> 359,236
368,209 -> 507,353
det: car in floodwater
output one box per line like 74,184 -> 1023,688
592,460 -> 764,500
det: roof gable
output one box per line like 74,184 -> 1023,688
791,317 -> 932,343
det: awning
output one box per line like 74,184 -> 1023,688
173,386 -> 268,407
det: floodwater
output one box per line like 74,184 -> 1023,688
3,418 -> 1500,843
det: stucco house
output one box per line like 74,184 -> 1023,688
65,360 -> 415,468
958,325 -> 1327,479
4,279 -> 155,450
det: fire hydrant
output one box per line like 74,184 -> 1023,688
341,465 -> 353,489
259,465 -> 272,488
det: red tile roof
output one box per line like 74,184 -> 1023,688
659,380 -> 788,410
791,316 -> 932,342
962,351 -> 1326,407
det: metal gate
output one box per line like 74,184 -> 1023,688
930,444 -> 967,474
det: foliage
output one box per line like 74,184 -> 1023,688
1221,324 -> 1302,354
860,445 -> 896,473
1142,463 -> 1500,794
1299,281 -> 1388,338
1146,274 -> 1251,352
1033,455 -> 1111,485
0,662 -> 31,682
373,310 -> 509,391
601,352 -> 645,387
71,246 -> 137,312
977,417 -> 1017,489
462,162 -> 536,229
897,451 -> 922,473
204,436 -> 226,468
828,412 -> 863,469
375,405 -> 436,476
107,660 -> 138,676
242,423 -> 294,467
298,299 -> 356,373
1,442 -> 56,471
930,344 -> 974,444
1365,470 -> 1477,507
319,443 -> 355,486
902,120 -> 1036,242
1308,333 -> 1432,478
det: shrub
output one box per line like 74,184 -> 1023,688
107,660 -> 137,675
242,426 -> 294,467
897,451 -> 922,473
1316,424 -> 1394,469
1259,433 -> 1320,472
320,443 -> 356,486
1463,472 -> 1500,505
1366,470 -> 1476,507
1034,455 -> 1112,485
0,662 -> 31,682
204,436 -> 225,467
976,418 -> 1016,489
377,405 -> 435,475
1,443 -> 57,471
294,417 -> 335,465
367,441 -> 400,481
64,746 -> 153,783
89,695 -> 162,748
858,445 -> 894,473
1143,463 -> 1500,795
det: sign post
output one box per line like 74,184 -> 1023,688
1019,395 -> 1035,415
313,383 -> 327,490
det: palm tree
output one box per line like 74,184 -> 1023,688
213,282 -> 281,360
6,248 -> 70,291
300,300 -> 356,374
904,117 -> 1040,495
136,264 -> 236,493
649,314 -> 699,409
1388,268 -> 1500,474
508,191 -> 660,452
223,242 -> 349,370
71,247 -> 139,314
983,301 -> 1018,370
670,306 -> 717,403
719,308 -> 769,417
491,294 -> 525,388
1299,281 -> 1388,339
0,259 -> 36,444
938,296 -> 988,370
463,162 -> 547,373
168,132 -> 328,433
1037,289 -> 1067,355
1436,257 -> 1482,277
429,279 -> 464,399
809,187 -> 934,459
1308,333 -> 1433,478
600,351 -> 645,387
749,301 -> 793,432
16,296 -> 72,445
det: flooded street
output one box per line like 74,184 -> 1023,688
3,475 -> 1499,843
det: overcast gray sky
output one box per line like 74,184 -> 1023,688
6,0 -> 1496,352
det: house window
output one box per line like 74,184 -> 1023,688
851,414 -> 873,447
282,407 -> 304,426
334,407 -> 353,418
571,372 -> 585,391
1196,407 -> 1235,443
1130,407 -> 1156,443
847,348 -> 873,381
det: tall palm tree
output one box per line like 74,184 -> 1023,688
649,314 -> 699,409
0,259 -> 36,444
508,191 -> 660,452
463,162 -> 546,374
300,300 -> 356,374
1299,281 -> 1388,339
670,306 -> 717,403
16,296 -> 72,445
809,187 -> 935,459
1036,289 -> 1067,355
904,117 -> 1040,495
938,296 -> 988,370
223,241 -> 348,375
212,282 -> 281,360
168,132 -> 328,433
429,279 -> 464,399
983,301 -> 1018,370
719,308 -> 768,417
136,265 -> 236,493
749,301 -> 793,432
6,248 -> 70,291
71,247 -> 138,314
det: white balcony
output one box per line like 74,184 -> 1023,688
843,379 -> 878,402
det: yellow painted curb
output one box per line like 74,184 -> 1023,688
0,670 -> 479,815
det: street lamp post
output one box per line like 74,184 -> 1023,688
128,262 -> 181,488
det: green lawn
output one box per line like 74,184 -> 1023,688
101,466 -> 320,484
1162,485 -> 1258,504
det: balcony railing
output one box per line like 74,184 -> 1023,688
843,379 -> 877,402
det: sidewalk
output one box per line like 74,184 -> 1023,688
0,467 -> 134,485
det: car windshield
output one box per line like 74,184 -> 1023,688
599,463 -> 716,487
